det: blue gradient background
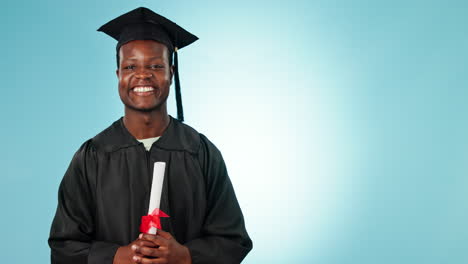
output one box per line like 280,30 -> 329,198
1,1 -> 467,263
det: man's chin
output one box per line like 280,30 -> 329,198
124,103 -> 164,113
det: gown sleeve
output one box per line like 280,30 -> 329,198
48,140 -> 120,264
185,134 -> 253,264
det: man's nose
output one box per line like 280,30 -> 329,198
135,69 -> 153,79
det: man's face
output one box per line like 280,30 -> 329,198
116,40 -> 173,112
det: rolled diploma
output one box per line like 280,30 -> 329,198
147,161 -> 166,235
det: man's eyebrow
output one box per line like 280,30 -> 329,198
122,57 -> 164,61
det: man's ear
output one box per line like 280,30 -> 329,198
116,69 -> 119,78
170,65 -> 175,85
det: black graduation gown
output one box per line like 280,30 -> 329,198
48,117 -> 252,264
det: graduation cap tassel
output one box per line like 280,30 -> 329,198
174,47 -> 184,122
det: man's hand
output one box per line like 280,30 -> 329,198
131,230 -> 192,264
113,237 -> 155,264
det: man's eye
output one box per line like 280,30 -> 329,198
124,65 -> 136,70
150,64 -> 164,69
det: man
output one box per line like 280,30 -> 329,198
48,7 -> 252,264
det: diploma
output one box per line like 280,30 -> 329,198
140,161 -> 169,235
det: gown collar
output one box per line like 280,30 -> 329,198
93,115 -> 200,154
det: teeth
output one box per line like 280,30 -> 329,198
133,86 -> 154,92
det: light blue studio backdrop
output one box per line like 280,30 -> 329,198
1,0 -> 467,263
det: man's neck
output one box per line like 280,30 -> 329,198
123,108 -> 170,140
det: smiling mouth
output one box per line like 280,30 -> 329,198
131,86 -> 155,96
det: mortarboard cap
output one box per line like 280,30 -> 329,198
97,7 -> 198,122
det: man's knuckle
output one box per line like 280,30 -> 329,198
137,241 -> 145,246
139,247 -> 147,255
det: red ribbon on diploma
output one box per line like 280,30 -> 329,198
140,208 -> 170,233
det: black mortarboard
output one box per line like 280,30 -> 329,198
97,7 -> 198,122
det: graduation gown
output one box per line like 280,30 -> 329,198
48,117 -> 252,264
